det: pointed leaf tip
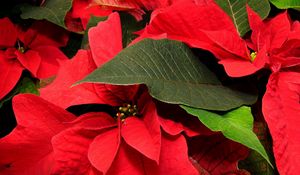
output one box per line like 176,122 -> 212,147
181,105 -> 273,168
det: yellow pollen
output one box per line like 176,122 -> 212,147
250,51 -> 257,62
18,47 -> 25,53
115,103 -> 139,121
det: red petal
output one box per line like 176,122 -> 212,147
65,12 -> 85,32
204,30 -> 248,59
51,128 -> 97,174
219,59 -> 260,77
33,46 -> 68,78
246,5 -> 263,52
249,11 -> 290,53
92,0 -> 139,10
289,21 -> 300,40
155,102 -> 213,136
19,21 -> 69,48
71,0 -> 112,29
0,126 -> 55,175
94,84 -> 140,105
159,133 -> 198,174
40,50 -> 102,108
139,93 -> 162,144
40,49 -> 139,108
0,94 -> 75,174
0,17 -> 17,48
12,94 -> 76,134
252,45 -> 269,70
70,112 -> 117,130
189,134 -> 249,174
265,12 -> 291,50
0,52 -> 23,100
52,112 -> 116,174
121,117 -> 160,163
89,12 -> 123,67
93,0 -> 201,11
262,72 -> 300,174
106,141 -> 158,175
15,50 -> 41,77
136,2 -> 237,44
134,2 -> 255,77
88,128 -> 120,174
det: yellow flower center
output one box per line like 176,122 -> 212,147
18,46 -> 25,53
250,51 -> 257,62
116,103 -> 138,121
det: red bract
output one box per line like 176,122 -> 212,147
86,91 -> 200,174
92,0 -> 202,11
0,18 -> 68,100
262,71 -> 300,174
0,94 -> 76,174
41,12 -> 122,108
134,2 -> 300,77
40,12 -> 214,174
189,134 -> 249,174
91,0 -> 202,20
66,0 -> 112,32
246,7 -> 300,73
133,1 -> 256,77
0,93 -> 200,174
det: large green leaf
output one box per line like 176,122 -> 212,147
269,0 -> 300,9
180,106 -> 272,167
79,39 -> 257,111
215,0 -> 270,36
20,0 -> 72,30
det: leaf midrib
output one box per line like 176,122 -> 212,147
226,0 -> 239,33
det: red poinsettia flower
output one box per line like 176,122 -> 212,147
134,1 -> 300,77
262,71 -> 300,174
245,6 -> 300,73
65,0 -> 112,32
84,89 -> 202,174
0,93 -> 201,174
0,18 -> 68,100
39,12 -> 204,173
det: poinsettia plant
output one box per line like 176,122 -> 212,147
0,0 -> 300,174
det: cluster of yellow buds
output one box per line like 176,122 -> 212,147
116,103 -> 138,121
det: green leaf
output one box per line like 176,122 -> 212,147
180,106 -> 273,167
79,39 -> 257,111
20,0 -> 73,30
215,0 -> 270,36
81,16 -> 107,49
18,77 -> 39,95
269,0 -> 300,9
